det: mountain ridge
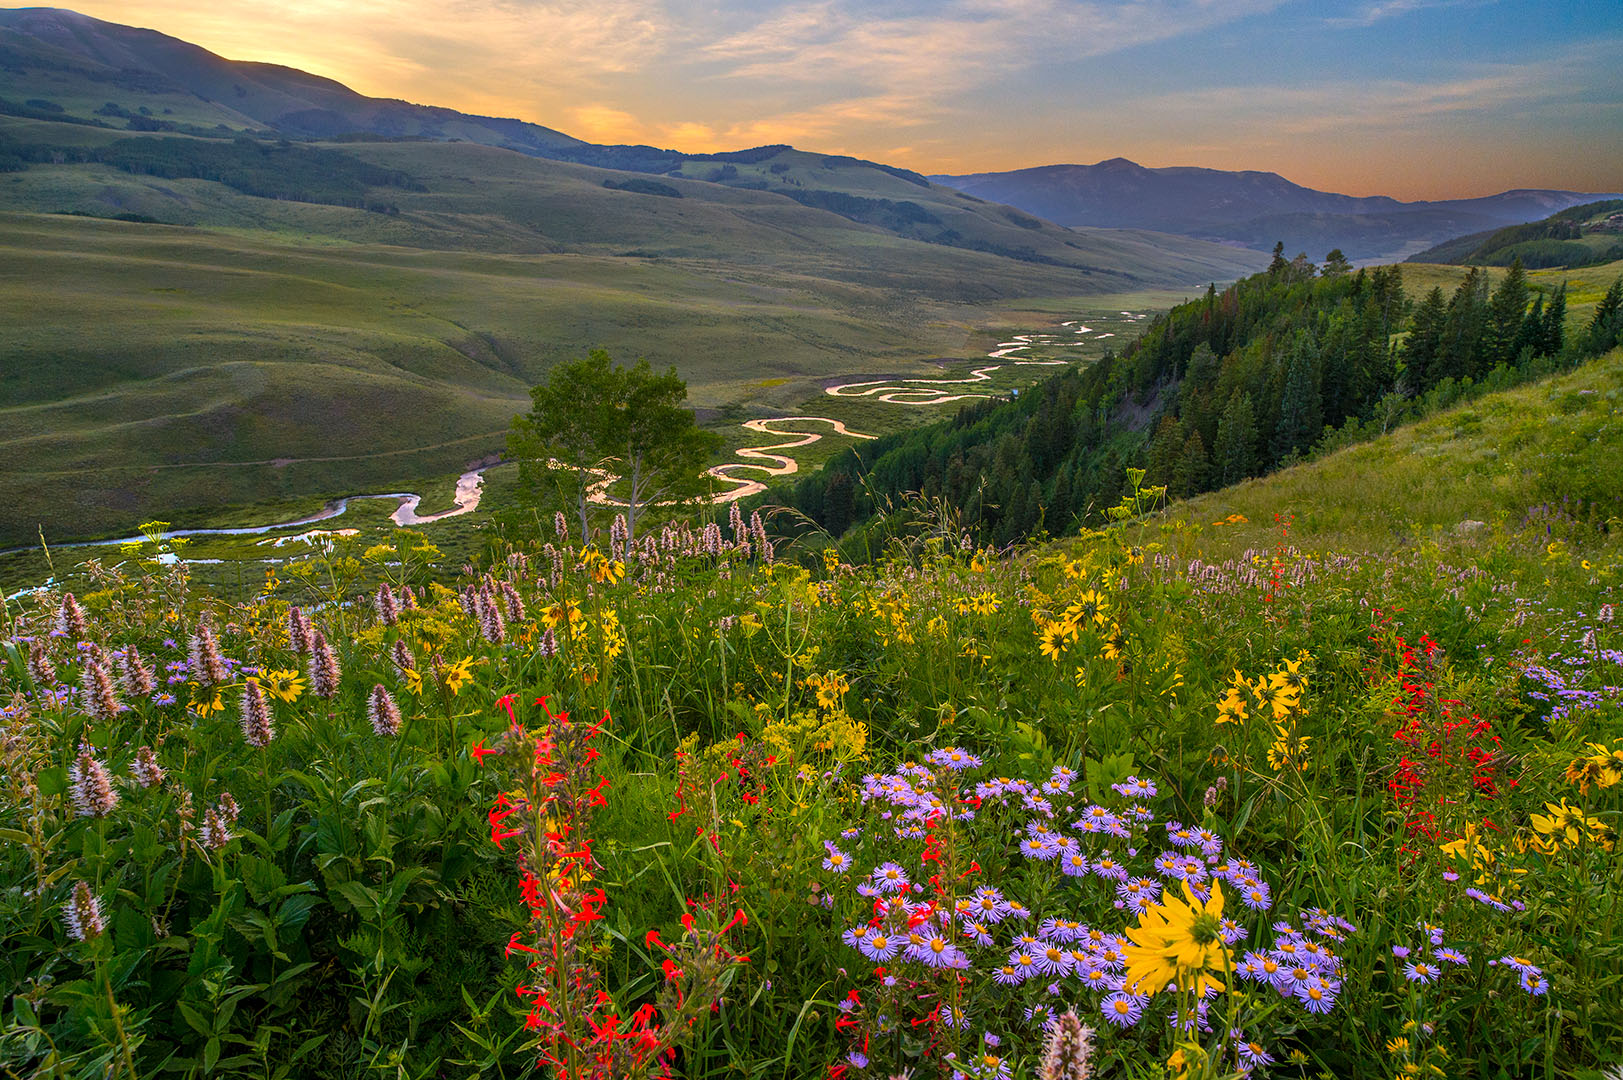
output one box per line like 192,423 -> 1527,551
931,160 -> 1620,263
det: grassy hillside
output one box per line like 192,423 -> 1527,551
1162,343 -> 1623,557
2,336 -> 1619,1078
0,116 -> 1264,548
1407,199 -> 1623,269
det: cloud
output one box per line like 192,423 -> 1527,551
1325,0 -> 1498,29
570,104 -> 648,144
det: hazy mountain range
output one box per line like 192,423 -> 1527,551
932,160 -> 1621,263
4,5 -> 1614,267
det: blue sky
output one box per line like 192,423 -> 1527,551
68,0 -> 1623,198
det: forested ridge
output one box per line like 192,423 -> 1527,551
779,253 -> 1623,547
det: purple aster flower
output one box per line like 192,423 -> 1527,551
871,862 -> 909,894
822,842 -> 852,873
1238,882 -> 1273,911
1111,775 -> 1156,799
1392,945 -> 1411,959
1091,855 -> 1127,882
1020,836 -> 1058,860
1237,1038 -> 1275,1069
1034,944 -> 1073,976
1297,976 -> 1340,1014
928,747 -> 982,771
960,919 -> 994,947
1402,961 -> 1441,987
1005,950 -> 1040,981
992,963 -> 1025,986
1520,970 -> 1549,996
1435,947 -> 1468,965
1101,991 -> 1144,1028
858,929 -> 901,961
1060,852 -> 1090,877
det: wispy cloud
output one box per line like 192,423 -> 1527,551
1325,0 -> 1498,30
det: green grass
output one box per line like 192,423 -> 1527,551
3,346 -> 1620,1078
1158,345 -> 1623,560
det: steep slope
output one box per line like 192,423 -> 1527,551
0,7 -> 584,151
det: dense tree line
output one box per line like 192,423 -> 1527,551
775,254 -> 1622,548
0,133 -> 420,209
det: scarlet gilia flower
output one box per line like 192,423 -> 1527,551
189,625 -> 228,685
286,606 -> 315,654
130,745 -> 165,788
69,745 -> 118,817
27,640 -> 57,686
80,659 -> 122,723
63,881 -> 104,942
368,684 -> 402,737
240,680 -> 275,748
55,592 -> 87,639
374,583 -> 399,627
120,645 -> 155,698
309,629 -> 341,698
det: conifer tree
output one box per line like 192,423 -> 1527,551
1274,342 -> 1323,460
1485,258 -> 1530,369
1587,276 -> 1623,355
1543,283 -> 1567,357
1436,268 -> 1489,380
1214,391 -> 1259,486
1170,430 -> 1208,498
1403,286 -> 1447,386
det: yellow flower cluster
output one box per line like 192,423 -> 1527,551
1033,588 -> 1114,662
805,670 -> 849,711
1565,740 -> 1623,793
1122,880 -> 1233,996
1528,799 -> 1615,853
1215,656 -> 1307,726
579,547 -> 625,585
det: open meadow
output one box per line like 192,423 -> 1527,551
3,344 -> 1620,1078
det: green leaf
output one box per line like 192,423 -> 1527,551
203,1035 -> 221,1074
35,766 -> 67,797
177,1002 -> 212,1037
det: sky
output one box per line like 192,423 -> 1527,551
55,0 -> 1623,200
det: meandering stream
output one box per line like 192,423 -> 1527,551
4,318 -> 1119,556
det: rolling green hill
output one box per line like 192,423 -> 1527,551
0,9 -> 1271,548
1407,199 -> 1623,268
0,138 -> 1264,547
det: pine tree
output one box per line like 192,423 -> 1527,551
1404,286 -> 1447,386
1213,391 -> 1259,486
1322,249 -> 1352,277
1587,276 -> 1623,355
1274,341 -> 1323,460
1170,430 -> 1209,498
1484,257 -> 1530,369
1145,415 -> 1185,489
1268,241 -> 1288,276
1436,268 -> 1489,381
1513,293 -> 1544,361
1543,283 -> 1567,357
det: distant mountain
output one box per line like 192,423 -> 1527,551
932,159 -> 1621,263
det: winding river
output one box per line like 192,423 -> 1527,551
4,319 -> 1118,556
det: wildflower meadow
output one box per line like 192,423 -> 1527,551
2,492 -> 1621,1080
